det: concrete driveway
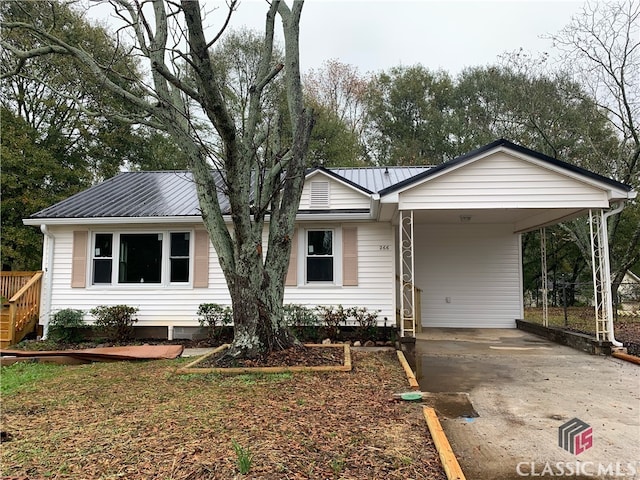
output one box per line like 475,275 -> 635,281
413,328 -> 640,480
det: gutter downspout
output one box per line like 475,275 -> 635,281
370,193 -> 381,220
40,224 -> 55,340
602,203 -> 625,348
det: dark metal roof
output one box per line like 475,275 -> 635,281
318,166 -> 431,194
29,166 -> 431,220
30,171 -> 228,219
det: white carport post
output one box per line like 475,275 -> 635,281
399,210 -> 416,337
589,209 -> 616,343
540,227 -> 549,327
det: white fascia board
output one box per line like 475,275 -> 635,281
295,212 -> 371,221
380,192 -> 399,204
610,190 -> 638,200
23,216 -> 205,226
24,211 -> 373,227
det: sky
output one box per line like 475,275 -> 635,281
87,0 -> 585,77
209,0 -> 585,75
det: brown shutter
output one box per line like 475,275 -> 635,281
342,227 -> 358,286
71,231 -> 88,288
285,229 -> 298,286
193,230 -> 210,288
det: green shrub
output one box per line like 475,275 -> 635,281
90,305 -> 138,343
349,306 -> 380,340
48,308 -> 86,344
197,303 -> 232,342
316,305 -> 349,339
283,304 -> 320,341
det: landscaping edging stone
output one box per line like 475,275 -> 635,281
516,320 -> 613,355
176,343 -> 352,374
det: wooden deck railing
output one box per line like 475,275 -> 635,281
1,271 -> 43,346
1,271 -> 40,301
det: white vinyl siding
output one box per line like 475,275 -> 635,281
414,224 -> 522,328
46,226 -> 228,327
45,222 -> 395,328
299,174 -> 370,210
284,222 -> 395,325
399,152 -> 609,210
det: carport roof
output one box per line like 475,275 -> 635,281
377,139 -> 635,197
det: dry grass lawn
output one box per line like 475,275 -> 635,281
1,351 -> 446,479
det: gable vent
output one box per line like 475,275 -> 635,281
310,181 -> 330,208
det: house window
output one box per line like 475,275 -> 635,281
170,232 -> 190,283
90,231 -> 191,285
306,230 -> 333,282
119,233 -> 162,283
93,233 -> 113,284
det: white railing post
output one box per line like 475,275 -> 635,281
399,211 -> 416,337
589,209 -> 613,341
540,228 -> 548,327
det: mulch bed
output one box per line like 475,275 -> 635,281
199,344 -> 344,368
1,351 -> 447,479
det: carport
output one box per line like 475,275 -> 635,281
414,328 -> 640,480
380,140 -> 636,341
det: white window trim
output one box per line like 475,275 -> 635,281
298,226 -> 343,286
88,229 -> 194,288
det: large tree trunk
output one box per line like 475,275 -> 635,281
181,0 -> 313,359
1,0 -> 313,359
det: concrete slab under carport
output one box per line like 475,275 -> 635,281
413,328 -> 640,480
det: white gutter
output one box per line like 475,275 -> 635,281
602,203 -> 625,347
24,211 -> 375,226
24,216 -> 204,226
40,224 -> 55,340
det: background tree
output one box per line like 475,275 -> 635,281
364,65 -> 455,165
2,0 -> 314,359
303,59 -> 369,166
452,63 -> 619,162
0,1 -> 188,271
1,107 -> 89,270
548,0 -> 640,290
304,103 -> 363,167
